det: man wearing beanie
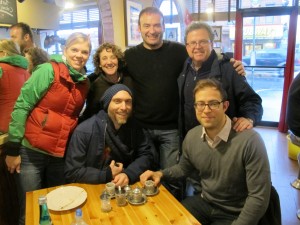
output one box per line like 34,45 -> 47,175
65,84 -> 154,186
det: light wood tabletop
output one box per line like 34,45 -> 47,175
26,183 -> 201,225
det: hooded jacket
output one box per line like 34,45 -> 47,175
7,54 -> 89,157
0,55 -> 30,133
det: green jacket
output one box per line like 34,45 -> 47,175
0,55 -> 28,78
8,54 -> 88,153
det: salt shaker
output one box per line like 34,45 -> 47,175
124,185 -> 131,197
131,187 -> 143,203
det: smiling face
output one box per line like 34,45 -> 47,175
194,86 -> 228,135
108,90 -> 132,130
138,12 -> 164,50
186,29 -> 213,68
99,48 -> 118,76
63,39 -> 90,72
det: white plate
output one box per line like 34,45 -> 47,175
46,186 -> 87,211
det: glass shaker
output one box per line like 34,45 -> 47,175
100,190 -> 111,212
131,187 -> 143,203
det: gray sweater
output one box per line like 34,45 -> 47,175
163,126 -> 271,225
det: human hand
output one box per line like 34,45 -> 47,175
230,58 -> 246,76
109,160 -> 123,178
233,117 -> 253,132
5,155 -> 21,174
113,173 -> 129,187
140,170 -> 163,186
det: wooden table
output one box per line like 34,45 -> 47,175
26,183 -> 201,225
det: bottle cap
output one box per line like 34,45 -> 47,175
38,195 -> 47,204
75,208 -> 82,217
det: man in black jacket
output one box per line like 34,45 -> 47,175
65,84 -> 154,186
287,72 -> 300,147
178,22 -> 263,139
179,22 -> 263,196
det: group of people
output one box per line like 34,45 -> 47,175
0,6 -> 277,225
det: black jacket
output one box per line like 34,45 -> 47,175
65,111 -> 154,184
178,50 -> 263,139
287,72 -> 300,137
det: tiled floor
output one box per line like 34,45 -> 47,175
254,126 -> 299,225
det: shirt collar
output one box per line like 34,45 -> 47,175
201,115 -> 232,144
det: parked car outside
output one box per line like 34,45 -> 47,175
242,49 -> 300,77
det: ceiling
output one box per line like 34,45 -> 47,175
44,0 -> 97,8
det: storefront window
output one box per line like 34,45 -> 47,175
160,0 -> 181,42
239,0 -> 292,8
41,6 -> 99,73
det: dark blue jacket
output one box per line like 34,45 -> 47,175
65,110 -> 154,184
178,50 -> 263,139
287,72 -> 300,137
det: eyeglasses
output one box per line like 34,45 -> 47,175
194,101 -> 223,111
186,40 -> 211,48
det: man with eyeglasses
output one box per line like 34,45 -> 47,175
140,78 -> 271,225
178,22 -> 263,197
178,22 -> 263,141
124,7 -> 246,200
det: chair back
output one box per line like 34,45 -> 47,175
258,185 -> 281,225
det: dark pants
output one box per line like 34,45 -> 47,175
182,194 -> 238,225
16,147 -> 66,225
143,128 -> 185,200
0,148 -> 19,225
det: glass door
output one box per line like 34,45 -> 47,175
242,14 -> 290,123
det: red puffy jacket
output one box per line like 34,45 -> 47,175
24,62 -> 89,157
0,63 -> 30,133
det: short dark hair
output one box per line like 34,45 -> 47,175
10,22 -> 34,41
138,7 -> 164,26
194,78 -> 228,101
184,22 -> 214,44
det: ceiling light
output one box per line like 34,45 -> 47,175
206,2 -> 213,14
65,1 -> 74,9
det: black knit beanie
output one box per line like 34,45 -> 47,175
100,84 -> 132,111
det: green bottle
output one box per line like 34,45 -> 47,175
38,195 -> 52,225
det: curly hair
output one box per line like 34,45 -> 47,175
93,42 -> 126,74
24,47 -> 50,72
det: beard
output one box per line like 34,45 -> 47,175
115,116 -> 128,125
108,110 -> 131,128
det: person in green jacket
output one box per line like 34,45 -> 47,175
5,32 -> 91,225
0,39 -> 30,225
0,39 -> 30,134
